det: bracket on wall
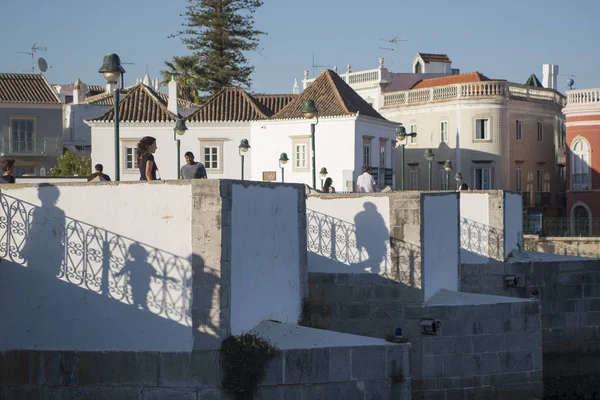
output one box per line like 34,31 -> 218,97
419,318 -> 439,335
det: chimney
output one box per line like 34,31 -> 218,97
542,64 -> 559,90
154,77 -> 160,91
293,78 -> 299,94
73,78 -> 84,104
168,76 -> 178,115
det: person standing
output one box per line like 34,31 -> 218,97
0,159 -> 16,184
87,164 -> 111,182
356,165 -> 377,193
137,136 -> 159,181
322,177 -> 335,193
180,152 -> 207,180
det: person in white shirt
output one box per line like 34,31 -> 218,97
356,165 -> 377,193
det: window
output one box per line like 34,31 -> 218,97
440,121 -> 448,143
291,137 -> 310,172
11,118 -> 34,153
409,124 -> 417,144
379,143 -> 386,168
516,120 -> 522,141
475,118 -> 489,140
516,168 -> 522,191
473,168 -> 492,190
409,168 -> 419,190
415,62 -> 422,74
439,168 -> 448,190
204,146 -> 219,170
363,143 -> 371,166
125,147 -> 138,170
537,121 -> 543,142
536,169 -> 543,192
65,95 -> 73,104
15,166 -> 34,177
571,139 -> 590,190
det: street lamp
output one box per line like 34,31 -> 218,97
174,119 -> 187,179
239,139 -> 250,180
423,149 -> 435,190
444,160 -> 453,190
98,53 -> 125,181
455,172 -> 463,189
279,152 -> 288,183
301,99 -> 319,189
319,167 -> 328,189
396,124 -> 416,190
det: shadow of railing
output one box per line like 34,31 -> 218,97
0,193 -> 192,327
307,209 -> 364,265
460,217 -> 503,262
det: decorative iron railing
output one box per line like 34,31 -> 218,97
571,174 -> 590,191
0,194 -> 192,326
534,192 -> 552,207
524,216 -> 600,237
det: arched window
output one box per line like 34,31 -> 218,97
571,139 -> 591,190
571,202 -> 592,236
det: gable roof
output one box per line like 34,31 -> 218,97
272,69 -> 385,120
417,53 -> 452,64
411,72 -> 491,89
86,85 -> 106,97
89,83 -> 179,123
253,94 -> 296,115
524,74 -> 543,88
81,86 -> 200,109
186,87 -> 271,122
0,73 -> 60,104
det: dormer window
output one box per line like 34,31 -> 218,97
415,62 -> 422,74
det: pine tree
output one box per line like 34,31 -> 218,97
173,0 -> 265,94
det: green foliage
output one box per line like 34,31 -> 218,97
51,150 -> 91,177
384,333 -> 409,344
160,55 -> 205,103
220,333 -> 275,400
172,0 -> 265,94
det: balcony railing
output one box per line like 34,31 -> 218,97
524,216 -> 600,237
382,81 -> 565,108
304,67 -> 391,89
534,192 -> 551,207
0,138 -> 59,156
571,173 -> 590,190
566,89 -> 600,105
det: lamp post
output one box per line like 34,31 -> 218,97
279,152 -> 288,183
301,99 -> 319,189
98,53 -> 125,181
423,148 -> 435,190
319,167 -> 328,189
396,124 -> 416,190
174,119 -> 187,179
239,139 -> 250,180
444,160 -> 453,190
455,172 -> 463,190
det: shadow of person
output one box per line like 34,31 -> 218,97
23,185 -> 65,278
115,243 -> 177,310
353,202 -> 388,274
189,253 -> 222,349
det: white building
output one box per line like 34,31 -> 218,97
87,70 -> 398,189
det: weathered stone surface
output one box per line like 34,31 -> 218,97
351,346 -> 386,381
0,351 -> 34,385
328,347 -> 351,382
76,352 -> 158,386
42,351 -> 78,386
142,388 -> 197,400
158,351 -> 220,387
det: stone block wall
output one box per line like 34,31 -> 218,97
406,302 -> 543,400
460,260 -> 600,354
0,347 -> 411,400
524,235 -> 600,259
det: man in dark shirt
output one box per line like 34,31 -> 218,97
180,152 -> 207,180
87,164 -> 111,182
0,159 -> 16,184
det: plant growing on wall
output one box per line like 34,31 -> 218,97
220,333 -> 275,400
51,150 -> 91,177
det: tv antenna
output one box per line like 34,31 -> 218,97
17,43 -> 47,73
253,47 -> 268,59
379,37 -> 408,44
379,47 -> 395,71
312,54 -> 329,77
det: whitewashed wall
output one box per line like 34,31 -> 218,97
0,182 -> 194,351
230,184 -> 301,334
422,193 -> 459,300
355,117 -> 398,190
306,195 -> 391,275
504,192 -> 524,257
460,193 -> 491,263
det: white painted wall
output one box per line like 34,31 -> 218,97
460,193 -> 490,263
306,196 -> 391,275
230,184 -> 301,334
422,193 -> 459,300
0,182 -> 194,351
504,192 -> 524,258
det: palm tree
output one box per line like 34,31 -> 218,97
160,55 -> 204,103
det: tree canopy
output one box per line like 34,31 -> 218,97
51,150 -> 91,177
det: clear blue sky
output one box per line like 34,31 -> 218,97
0,0 -> 597,94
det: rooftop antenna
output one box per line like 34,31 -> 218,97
379,47 -> 395,71
378,38 -> 407,72
253,47 -> 268,59
17,43 -> 47,73
379,37 -> 408,44
312,54 -> 330,77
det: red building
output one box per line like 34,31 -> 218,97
564,88 -> 600,232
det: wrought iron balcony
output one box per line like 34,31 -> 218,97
524,216 -> 600,237
0,137 -> 58,157
571,174 -> 590,191
534,192 -> 551,207
522,191 -> 532,207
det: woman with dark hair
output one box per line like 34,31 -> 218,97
322,177 -> 335,193
137,136 -> 158,181
0,159 -> 16,183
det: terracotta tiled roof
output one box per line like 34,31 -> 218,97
86,85 -> 106,97
89,83 -> 178,123
82,85 -> 199,108
411,72 -> 491,89
0,73 -> 60,104
155,92 -> 201,109
253,94 -> 296,115
82,91 -> 118,106
272,70 -> 385,120
418,53 -> 452,64
186,87 -> 270,122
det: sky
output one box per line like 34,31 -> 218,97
0,0 -> 597,95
